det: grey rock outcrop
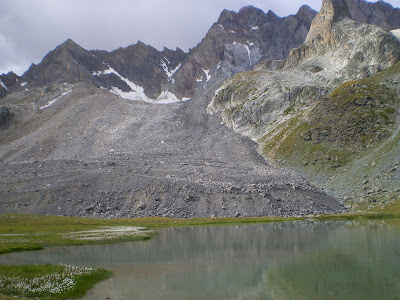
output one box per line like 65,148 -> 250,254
0,106 -> 17,130
345,0 -> 400,30
172,5 -> 317,98
286,0 -> 400,75
209,0 -> 400,138
91,42 -> 187,99
23,39 -> 102,87
21,39 -> 189,101
209,0 -> 400,209
0,72 -> 19,98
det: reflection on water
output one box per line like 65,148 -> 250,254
1,221 -> 400,299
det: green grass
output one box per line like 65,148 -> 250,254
0,214 -> 300,255
364,61 -> 400,84
1,210 -> 400,300
311,198 -> 400,221
369,199 -> 400,215
0,264 -> 112,299
258,62 -> 400,209
0,214 -> 158,254
259,111 -> 353,172
2,212 -> 400,256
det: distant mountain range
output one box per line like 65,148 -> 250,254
1,0 -> 399,101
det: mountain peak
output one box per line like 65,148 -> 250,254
59,38 -> 80,49
297,4 -> 314,13
296,5 -> 318,26
266,10 -> 279,20
321,0 -> 351,22
63,38 -> 76,44
305,0 -> 351,43
345,0 -> 400,30
237,5 -> 264,16
217,9 -> 238,28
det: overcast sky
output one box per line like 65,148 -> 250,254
1,0 -> 399,75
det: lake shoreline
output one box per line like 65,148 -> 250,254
1,205 -> 400,255
2,218 -> 400,299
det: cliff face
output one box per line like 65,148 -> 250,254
0,72 -> 19,99
210,0 -> 400,138
20,39 -> 189,101
285,0 -> 400,77
209,0 -> 400,209
172,5 -> 317,98
345,0 -> 400,30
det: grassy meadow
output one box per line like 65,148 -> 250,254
1,207 -> 400,299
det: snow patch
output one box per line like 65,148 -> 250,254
160,59 -> 169,75
392,29 -> 400,41
110,87 -> 188,104
40,90 -> 72,110
20,82 -> 28,87
170,64 -> 181,76
244,44 -> 251,60
202,68 -> 211,82
230,31 -> 236,34
155,91 -> 190,104
0,80 -> 7,90
251,26 -> 259,30
93,65 -> 188,104
218,24 -> 225,30
216,62 -> 222,70
161,59 -> 181,81
110,87 -> 148,102
94,66 -> 147,97
163,56 -> 171,65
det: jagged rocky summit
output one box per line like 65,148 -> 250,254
0,5 -> 318,103
1,0 -> 399,218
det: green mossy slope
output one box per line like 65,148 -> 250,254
259,62 -> 400,210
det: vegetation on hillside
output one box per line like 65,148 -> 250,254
0,264 -> 111,299
259,62 -> 400,209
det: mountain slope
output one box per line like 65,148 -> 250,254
259,61 -> 400,209
20,39 -> 189,102
0,81 -> 344,218
1,0 -> 400,218
171,5 -> 317,98
345,0 -> 400,30
209,0 -> 400,209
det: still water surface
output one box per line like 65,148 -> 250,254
1,220 -> 400,299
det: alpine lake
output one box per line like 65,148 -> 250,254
1,219 -> 400,300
